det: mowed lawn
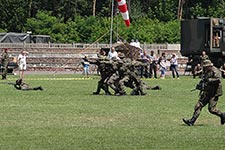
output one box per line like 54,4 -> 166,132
0,74 -> 225,150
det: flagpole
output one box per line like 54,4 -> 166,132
109,0 -> 114,50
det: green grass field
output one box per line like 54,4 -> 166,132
0,74 -> 225,150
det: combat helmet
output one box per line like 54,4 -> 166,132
202,60 -> 213,67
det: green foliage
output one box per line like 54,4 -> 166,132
0,28 -> 6,32
189,3 -> 206,17
0,0 -> 29,32
76,16 -> 107,43
25,11 -> 181,43
147,0 -> 177,21
1,0 -> 225,43
156,20 -> 180,43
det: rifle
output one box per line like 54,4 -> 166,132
191,80 -> 205,91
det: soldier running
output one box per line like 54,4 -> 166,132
183,60 -> 225,126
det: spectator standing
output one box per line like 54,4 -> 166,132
1,48 -> 9,80
170,53 -> 179,79
17,50 -> 29,79
81,55 -> 90,77
140,50 -> 150,78
158,52 -> 167,79
149,50 -> 158,78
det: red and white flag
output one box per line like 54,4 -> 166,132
117,0 -> 130,27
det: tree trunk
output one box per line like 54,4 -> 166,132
127,0 -> 131,14
93,0 -> 96,16
28,0 -> 32,17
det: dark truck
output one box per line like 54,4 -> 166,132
0,57 -> 18,75
181,17 -> 225,68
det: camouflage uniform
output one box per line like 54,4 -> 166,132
183,60 -> 225,126
106,59 -> 120,95
14,79 -> 43,91
90,58 -> 111,95
1,49 -> 9,80
129,60 -> 147,95
117,59 -> 131,95
199,54 -> 209,63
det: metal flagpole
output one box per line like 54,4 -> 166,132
109,0 -> 114,50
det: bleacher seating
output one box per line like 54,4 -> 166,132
1,46 -> 189,73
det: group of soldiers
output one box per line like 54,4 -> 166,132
90,53 -> 161,96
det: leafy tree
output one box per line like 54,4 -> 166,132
2,0 -> 225,44
0,0 -> 30,32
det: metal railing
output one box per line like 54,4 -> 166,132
0,42 -> 180,50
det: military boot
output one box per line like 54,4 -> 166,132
151,85 -> 162,90
220,113 -> 225,125
93,92 -> 99,95
34,86 -> 43,91
105,91 -> 111,95
39,86 -> 44,91
139,89 -> 146,95
130,89 -> 139,95
182,117 -> 196,126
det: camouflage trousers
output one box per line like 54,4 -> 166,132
94,75 -> 110,95
1,67 -> 7,79
106,73 -> 120,94
192,92 -> 223,119
118,75 -> 130,94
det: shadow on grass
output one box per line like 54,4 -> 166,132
180,123 -> 207,127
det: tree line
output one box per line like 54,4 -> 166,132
0,0 -> 225,43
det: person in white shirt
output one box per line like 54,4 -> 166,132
130,39 -> 136,47
170,53 -> 179,79
108,47 -> 118,59
135,39 -> 141,49
17,50 -> 29,79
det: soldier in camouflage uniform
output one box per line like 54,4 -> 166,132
183,60 -> 225,126
14,79 -> 43,91
199,51 -> 209,64
91,49 -> 160,96
1,48 -> 9,80
105,58 -> 121,95
116,57 -> 132,95
128,60 -> 147,95
90,57 -> 111,95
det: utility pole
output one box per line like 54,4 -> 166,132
109,0 -> 115,49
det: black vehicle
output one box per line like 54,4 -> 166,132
0,62 -> 18,74
181,17 -> 225,67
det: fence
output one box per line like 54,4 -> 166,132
0,42 -> 180,51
